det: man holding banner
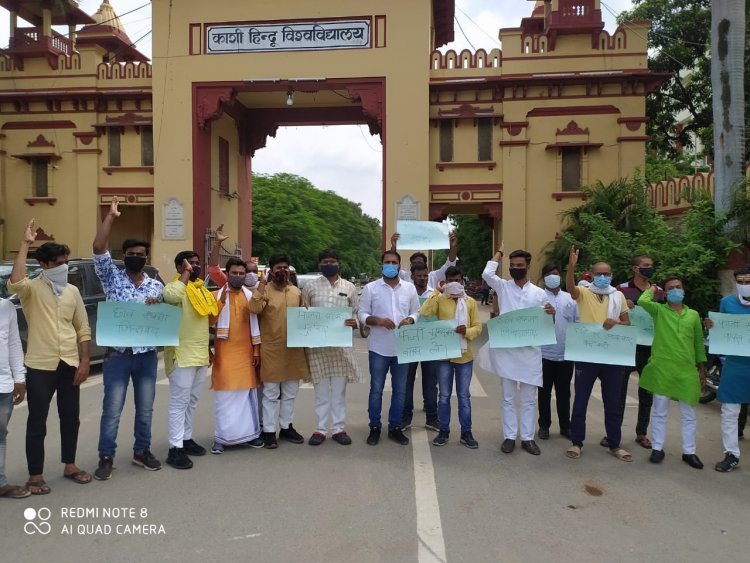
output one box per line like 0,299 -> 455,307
92,198 -> 165,480
481,245 -> 555,456
565,247 -> 633,462
637,278 -> 706,469
359,250 -> 420,446
301,249 -> 362,446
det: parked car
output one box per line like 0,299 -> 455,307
0,258 -> 164,364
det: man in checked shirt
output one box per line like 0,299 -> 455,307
302,249 -> 364,446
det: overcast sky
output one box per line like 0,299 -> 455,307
0,0 -> 634,221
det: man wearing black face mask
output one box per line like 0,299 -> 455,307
92,197 -> 164,480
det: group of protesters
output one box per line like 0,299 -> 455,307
0,197 -> 748,499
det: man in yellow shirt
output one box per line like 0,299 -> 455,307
163,251 -> 216,469
8,220 -> 92,494
420,267 -> 482,449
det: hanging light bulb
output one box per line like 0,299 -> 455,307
286,89 -> 294,106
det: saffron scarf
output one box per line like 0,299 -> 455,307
174,274 -> 218,317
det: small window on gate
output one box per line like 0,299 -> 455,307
108,128 -> 121,167
31,159 -> 49,197
477,118 -> 492,161
141,126 -> 154,166
561,147 -> 582,191
218,137 -> 229,194
439,120 -> 453,163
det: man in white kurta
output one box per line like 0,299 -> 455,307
481,246 -> 553,456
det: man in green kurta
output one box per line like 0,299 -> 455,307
638,276 -> 707,469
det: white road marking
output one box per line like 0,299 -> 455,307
300,374 -> 488,398
411,426 -> 447,563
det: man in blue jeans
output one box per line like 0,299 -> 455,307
92,197 -> 164,480
359,250 -> 420,446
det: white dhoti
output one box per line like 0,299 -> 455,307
214,388 -> 261,445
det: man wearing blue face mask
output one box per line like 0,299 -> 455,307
637,277 -> 706,469
538,264 -> 578,440
358,250 -> 420,446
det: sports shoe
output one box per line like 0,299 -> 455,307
211,442 -> 225,454
182,439 -> 206,457
425,417 -> 441,431
262,432 -> 278,449
94,456 -> 114,481
388,428 -> 409,445
649,449 -> 665,464
331,431 -> 352,445
538,428 -> 550,440
242,437 -> 265,449
308,432 -> 326,446
460,432 -> 479,449
714,452 -> 740,473
279,424 -> 304,444
132,448 -> 161,471
166,447 -> 193,470
366,426 -> 381,446
432,430 -> 449,446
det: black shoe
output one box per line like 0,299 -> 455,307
388,428 -> 409,445
425,417 -> 441,432
739,430 -> 745,440
331,431 -> 352,445
650,449 -> 665,464
682,453 -> 704,469
366,426 -> 381,446
501,439 -> 516,454
560,428 -> 571,439
262,432 -> 278,449
715,452 -> 739,473
400,416 -> 413,430
538,428 -> 550,440
94,456 -> 114,481
166,447 -> 193,470
460,432 -> 479,449
432,430 -> 449,446
132,448 -> 161,471
279,424 -> 304,444
182,439 -> 206,457
308,432 -> 326,446
241,437 -> 265,449
522,440 -> 541,455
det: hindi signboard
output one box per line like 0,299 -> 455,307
564,323 -> 638,366
286,307 -> 353,348
395,220 -> 451,250
487,307 -> 557,348
96,302 -> 182,347
206,20 -> 371,54
396,320 -> 461,364
629,305 -> 655,346
708,312 -> 750,357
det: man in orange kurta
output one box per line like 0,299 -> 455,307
209,258 -> 263,454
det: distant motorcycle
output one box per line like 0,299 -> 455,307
700,347 -> 722,404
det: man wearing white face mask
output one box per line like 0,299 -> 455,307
9,220 -> 92,494
538,264 -> 578,440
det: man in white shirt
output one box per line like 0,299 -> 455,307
390,232 -> 459,289
481,244 -> 555,456
0,299 -> 29,499
359,250 -> 420,446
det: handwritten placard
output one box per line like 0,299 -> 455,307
564,323 -> 637,366
286,307 -> 353,348
629,305 -> 654,346
708,312 -> 750,357
487,306 -> 556,348
396,220 -> 451,250
206,20 -> 370,54
396,320 -> 461,364
418,296 -> 437,323
96,302 -> 182,347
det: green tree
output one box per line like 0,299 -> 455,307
252,173 -> 381,278
447,215 -> 493,279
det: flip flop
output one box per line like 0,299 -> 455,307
0,485 -> 31,499
599,436 -> 609,447
610,448 -> 633,462
26,480 -> 51,495
64,470 -> 92,484
566,445 -> 582,459
635,435 -> 652,449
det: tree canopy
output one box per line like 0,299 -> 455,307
252,173 -> 381,277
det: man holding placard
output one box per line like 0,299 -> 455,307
359,250 -> 420,446
614,254 -> 663,450
538,264 -> 578,440
250,254 -> 310,449
302,249 -> 362,446
401,262 -> 440,432
704,266 -> 750,472
92,197 -> 165,480
420,267 -> 482,448
637,278 -> 706,469
390,231 -> 458,289
565,247 -> 633,462
481,244 -> 555,456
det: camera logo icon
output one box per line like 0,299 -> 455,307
24,507 -> 52,535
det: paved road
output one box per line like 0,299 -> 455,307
1,305 -> 748,562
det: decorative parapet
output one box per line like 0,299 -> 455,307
97,61 -> 152,80
647,172 -> 714,216
430,48 -> 501,71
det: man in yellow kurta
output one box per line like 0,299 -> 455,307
420,266 -> 483,449
249,254 -> 310,449
163,251 -> 217,470
209,257 -> 263,454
